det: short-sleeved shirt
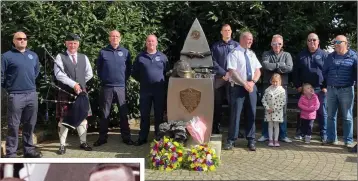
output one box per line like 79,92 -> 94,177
227,45 -> 262,85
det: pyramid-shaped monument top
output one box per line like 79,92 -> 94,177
180,18 -> 213,68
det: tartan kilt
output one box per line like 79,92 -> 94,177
55,89 -> 92,120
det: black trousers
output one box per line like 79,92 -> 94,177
98,86 -> 131,141
301,119 -> 314,136
138,89 -> 165,141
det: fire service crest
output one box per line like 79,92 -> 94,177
180,88 -> 201,113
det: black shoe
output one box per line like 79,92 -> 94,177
247,143 -> 256,151
80,143 -> 93,151
93,139 -> 107,147
134,139 -> 147,146
123,139 -> 134,145
24,151 -> 43,158
57,145 -> 66,155
223,142 -> 234,150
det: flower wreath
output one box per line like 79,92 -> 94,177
184,144 -> 219,171
148,136 -> 185,171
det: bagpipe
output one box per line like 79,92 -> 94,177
40,45 -> 93,129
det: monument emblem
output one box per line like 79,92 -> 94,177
180,88 -> 201,113
190,30 -> 201,40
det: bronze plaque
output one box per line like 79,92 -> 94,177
190,30 -> 200,40
180,88 -> 201,113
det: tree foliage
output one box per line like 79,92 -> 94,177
1,1 -> 356,128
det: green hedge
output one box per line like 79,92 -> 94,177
1,1 -> 356,128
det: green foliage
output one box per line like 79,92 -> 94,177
1,1 -> 356,128
1,1 -> 168,127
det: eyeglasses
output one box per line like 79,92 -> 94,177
16,38 -> 27,41
307,39 -> 317,42
333,40 -> 346,45
271,42 -> 282,46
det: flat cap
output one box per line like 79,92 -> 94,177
66,33 -> 80,41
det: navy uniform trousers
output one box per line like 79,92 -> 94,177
227,85 -> 257,144
98,86 -> 131,141
6,92 -> 38,157
213,80 -> 230,130
138,87 -> 165,141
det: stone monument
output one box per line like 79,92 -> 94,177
167,18 -> 215,145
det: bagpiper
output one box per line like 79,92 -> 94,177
54,33 -> 93,155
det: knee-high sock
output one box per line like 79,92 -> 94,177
77,119 -> 87,144
58,119 -> 68,146
274,122 -> 280,141
268,122 -> 274,141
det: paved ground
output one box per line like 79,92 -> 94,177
31,127 -> 357,181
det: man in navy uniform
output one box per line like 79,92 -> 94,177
54,33 -> 94,154
1,31 -> 42,158
224,31 -> 262,151
132,34 -> 169,146
211,24 -> 240,134
293,33 -> 328,142
94,30 -> 134,147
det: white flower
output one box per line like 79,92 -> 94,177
207,154 -> 212,160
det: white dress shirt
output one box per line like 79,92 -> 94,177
54,50 -> 93,88
227,45 -> 262,85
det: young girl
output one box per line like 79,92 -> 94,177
261,73 -> 286,147
298,83 -> 320,143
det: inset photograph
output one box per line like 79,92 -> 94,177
0,159 -> 142,181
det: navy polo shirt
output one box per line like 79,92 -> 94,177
132,51 -> 168,92
211,39 -> 239,76
1,47 -> 40,93
96,45 -> 132,87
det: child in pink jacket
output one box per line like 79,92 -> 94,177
298,83 -> 320,143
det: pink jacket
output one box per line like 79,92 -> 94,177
298,93 -> 320,120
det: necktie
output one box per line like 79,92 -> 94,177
244,49 -> 252,81
71,55 -> 76,64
